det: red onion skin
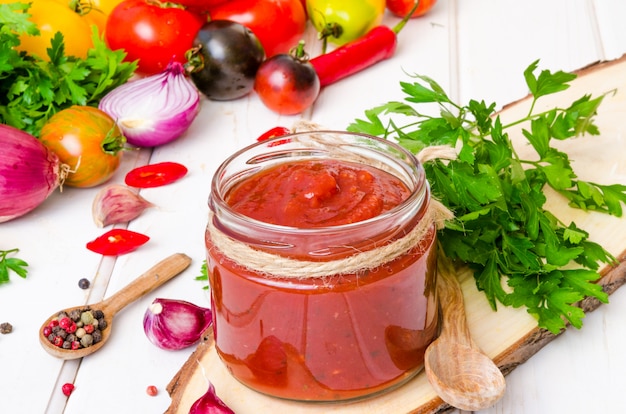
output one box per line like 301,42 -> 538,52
189,382 -> 235,414
143,298 -> 212,350
0,124 -> 62,223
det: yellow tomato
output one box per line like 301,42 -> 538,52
73,0 -> 126,34
88,0 -> 125,15
1,0 -> 94,59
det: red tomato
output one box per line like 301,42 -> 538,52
125,162 -> 188,188
386,0 -> 437,18
168,0 -> 227,14
39,106 -> 125,188
254,43 -> 320,115
105,0 -> 204,76
207,0 -> 307,57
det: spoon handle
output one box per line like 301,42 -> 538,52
101,253 -> 192,316
436,253 -> 473,347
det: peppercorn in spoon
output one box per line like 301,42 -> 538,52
424,253 -> 506,411
39,253 -> 192,360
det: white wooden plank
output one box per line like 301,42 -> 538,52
593,0 -> 626,59
455,0 -> 605,108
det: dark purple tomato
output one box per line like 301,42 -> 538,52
188,20 -> 265,101
254,41 -> 320,115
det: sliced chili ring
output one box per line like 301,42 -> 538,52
125,162 -> 188,188
256,126 -> 292,147
86,229 -> 150,256
256,126 -> 291,142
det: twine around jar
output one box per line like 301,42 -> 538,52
207,124 -> 457,279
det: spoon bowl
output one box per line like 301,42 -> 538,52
424,254 -> 506,411
39,253 -> 191,360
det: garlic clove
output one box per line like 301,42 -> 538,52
143,298 -> 213,351
92,184 -> 154,227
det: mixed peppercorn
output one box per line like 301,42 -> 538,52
42,308 -> 107,350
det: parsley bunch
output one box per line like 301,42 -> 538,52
348,61 -> 626,334
0,2 -> 136,137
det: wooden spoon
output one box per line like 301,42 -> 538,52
39,253 -> 192,360
424,254 -> 506,411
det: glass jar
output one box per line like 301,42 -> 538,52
205,131 -> 439,402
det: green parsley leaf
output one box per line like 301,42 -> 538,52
524,59 -> 576,99
0,249 -> 29,285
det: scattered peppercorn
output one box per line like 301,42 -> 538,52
78,278 -> 90,289
146,385 -> 158,396
1,322 -> 13,334
62,383 -> 75,396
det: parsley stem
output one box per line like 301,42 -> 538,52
0,248 -> 19,260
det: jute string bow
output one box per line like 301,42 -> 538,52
207,123 -> 456,279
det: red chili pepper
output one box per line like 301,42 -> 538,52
125,162 -> 188,188
309,2 -> 420,87
86,229 -> 150,256
256,126 -> 292,147
256,126 -> 291,142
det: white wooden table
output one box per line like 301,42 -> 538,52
2,1 -> 626,413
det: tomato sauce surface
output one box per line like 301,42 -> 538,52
207,159 -> 438,401
225,159 -> 411,227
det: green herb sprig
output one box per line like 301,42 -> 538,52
348,61 -> 625,334
0,2 -> 136,137
0,249 -> 28,284
195,260 -> 209,290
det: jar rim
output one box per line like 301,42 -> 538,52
209,130 -> 429,236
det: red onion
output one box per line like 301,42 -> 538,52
0,124 -> 66,223
98,61 -> 200,147
143,298 -> 212,350
189,382 -> 235,414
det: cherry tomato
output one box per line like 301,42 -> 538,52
386,0 -> 437,18
86,229 -> 149,256
105,0 -> 204,76
254,42 -> 320,115
39,106 -> 125,188
0,0 -> 94,59
207,0 -> 307,57
306,0 -> 385,47
125,162 -> 188,188
188,20 -> 265,101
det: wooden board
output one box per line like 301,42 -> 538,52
165,55 -> 626,414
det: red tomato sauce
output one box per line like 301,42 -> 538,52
225,159 -> 411,227
207,159 -> 438,401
